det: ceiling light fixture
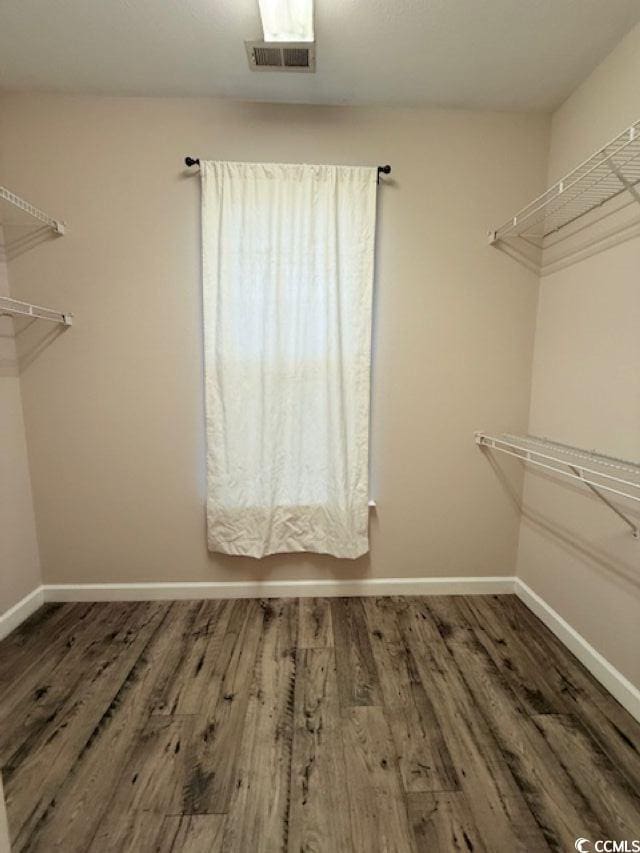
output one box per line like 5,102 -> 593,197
257,0 -> 314,43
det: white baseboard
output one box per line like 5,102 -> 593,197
42,575 -> 516,602
0,586 -> 45,641
515,579 -> 640,723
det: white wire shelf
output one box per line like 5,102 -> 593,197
0,186 -> 66,235
489,118 -> 640,245
475,432 -> 640,539
0,295 -> 73,326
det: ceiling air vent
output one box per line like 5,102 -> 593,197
245,41 -> 316,73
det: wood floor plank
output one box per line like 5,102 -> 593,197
402,596 -> 444,642
2,594 -> 639,853
462,595 -> 569,715
0,604 -> 65,677
221,599 -> 298,853
88,715 -> 191,851
496,594 -> 640,792
0,602 -> 144,768
368,636 -> 414,708
369,632 -> 458,793
419,595 -> 478,645
150,600 -> 233,715
0,603 -> 97,720
431,600 -> 608,851
93,810 -> 164,853
184,599 -> 264,814
331,598 -> 382,707
171,600 -> 236,716
533,713 -> 640,840
298,598 -> 333,648
158,815 -> 226,853
19,602 -> 193,853
4,601 -> 168,846
398,602 -> 551,852
362,596 -> 407,645
342,706 -> 416,853
0,604 -> 87,685
287,648 -> 352,852
408,791 -> 487,853
186,599 -> 261,720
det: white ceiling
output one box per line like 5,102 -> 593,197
1,0 -> 639,111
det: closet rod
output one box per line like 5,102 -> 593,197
184,157 -> 392,182
475,432 -> 640,539
0,295 -> 73,326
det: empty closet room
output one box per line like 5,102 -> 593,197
1,2 -> 640,851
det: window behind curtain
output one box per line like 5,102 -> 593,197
201,161 -> 377,558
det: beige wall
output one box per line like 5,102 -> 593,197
0,231 -> 42,614
0,95 -> 548,587
517,22 -> 640,687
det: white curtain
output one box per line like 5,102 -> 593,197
201,161 -> 377,558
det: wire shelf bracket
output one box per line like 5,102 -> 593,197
0,186 -> 66,235
475,432 -> 640,539
488,118 -> 640,254
0,296 -> 73,326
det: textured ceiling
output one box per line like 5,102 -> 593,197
1,0 -> 639,110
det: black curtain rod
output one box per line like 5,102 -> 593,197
185,157 -> 391,182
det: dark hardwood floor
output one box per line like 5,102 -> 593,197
1,595 -> 639,851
